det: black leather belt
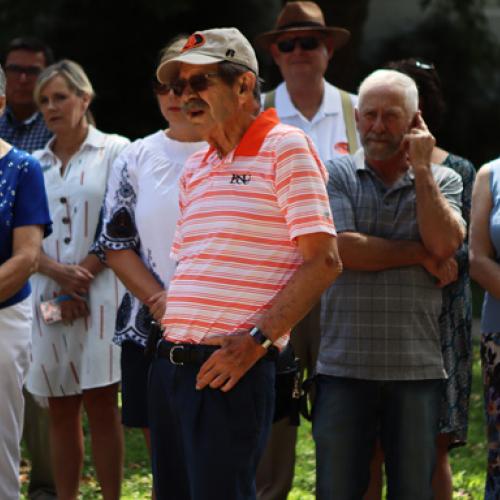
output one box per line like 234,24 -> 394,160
157,340 -> 278,365
157,341 -> 219,366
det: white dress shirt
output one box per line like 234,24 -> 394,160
263,80 -> 358,163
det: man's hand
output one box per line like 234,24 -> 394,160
54,264 -> 94,295
404,112 -> 435,170
422,255 -> 458,288
196,334 -> 267,392
146,290 -> 167,322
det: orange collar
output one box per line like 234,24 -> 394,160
204,108 -> 280,161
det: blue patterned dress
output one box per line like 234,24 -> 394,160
479,159 -> 500,498
438,153 -> 475,445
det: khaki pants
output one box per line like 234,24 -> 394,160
0,298 -> 32,500
256,302 -> 321,500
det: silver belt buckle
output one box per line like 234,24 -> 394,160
169,345 -> 184,366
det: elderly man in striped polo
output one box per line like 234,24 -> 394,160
149,27 -> 342,500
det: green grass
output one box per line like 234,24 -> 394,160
446,342 -> 486,499
20,343 -> 487,499
287,342 -> 488,500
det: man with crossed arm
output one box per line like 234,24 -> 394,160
314,69 -> 465,499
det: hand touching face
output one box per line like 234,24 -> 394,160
402,112 -> 436,169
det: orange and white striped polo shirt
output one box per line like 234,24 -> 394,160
162,109 -> 336,348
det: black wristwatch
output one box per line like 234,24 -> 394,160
249,326 -> 273,349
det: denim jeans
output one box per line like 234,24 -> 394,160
148,354 -> 275,500
313,375 -> 442,500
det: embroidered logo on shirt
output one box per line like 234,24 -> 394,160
334,142 -> 349,155
230,174 -> 251,185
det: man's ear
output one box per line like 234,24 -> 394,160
0,95 -> 6,116
325,38 -> 335,60
354,107 -> 359,126
269,43 -> 281,63
238,72 -> 256,96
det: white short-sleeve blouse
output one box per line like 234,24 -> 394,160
27,126 -> 129,397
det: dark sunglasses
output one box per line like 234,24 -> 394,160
5,64 -> 42,77
276,36 -> 321,53
163,72 -> 219,97
152,81 -> 170,95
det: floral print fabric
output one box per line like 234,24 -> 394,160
437,153 -> 475,445
481,332 -> 500,498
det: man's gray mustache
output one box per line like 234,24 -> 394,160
366,134 -> 391,141
182,100 -> 207,112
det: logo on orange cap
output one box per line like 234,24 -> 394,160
182,33 -> 206,52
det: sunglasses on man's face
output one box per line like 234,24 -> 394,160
152,81 -> 170,95
5,64 -> 42,78
163,72 -> 220,97
276,36 -> 321,53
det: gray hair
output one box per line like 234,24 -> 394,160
358,69 -> 419,116
158,35 -> 189,68
34,59 -> 94,106
217,61 -> 262,109
0,64 -> 5,97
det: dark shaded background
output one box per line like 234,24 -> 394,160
1,0 -> 499,168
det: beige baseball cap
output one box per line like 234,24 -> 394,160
156,27 -> 259,84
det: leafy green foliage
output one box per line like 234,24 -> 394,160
372,0 -> 500,168
0,0 -> 282,141
1,0 -> 497,169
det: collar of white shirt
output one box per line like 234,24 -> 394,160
38,124 -> 106,161
274,79 -> 342,122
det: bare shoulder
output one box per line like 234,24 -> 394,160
476,162 -> 492,182
471,163 -> 492,212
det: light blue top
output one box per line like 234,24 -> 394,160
481,160 -> 500,332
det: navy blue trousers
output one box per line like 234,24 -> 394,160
148,355 -> 275,500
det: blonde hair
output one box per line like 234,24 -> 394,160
34,59 -> 96,124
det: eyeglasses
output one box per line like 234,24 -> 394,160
5,64 -> 42,78
166,72 -> 220,97
152,81 -> 170,95
276,36 -> 321,53
413,60 -> 435,71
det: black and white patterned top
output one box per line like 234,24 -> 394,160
99,130 -> 205,346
